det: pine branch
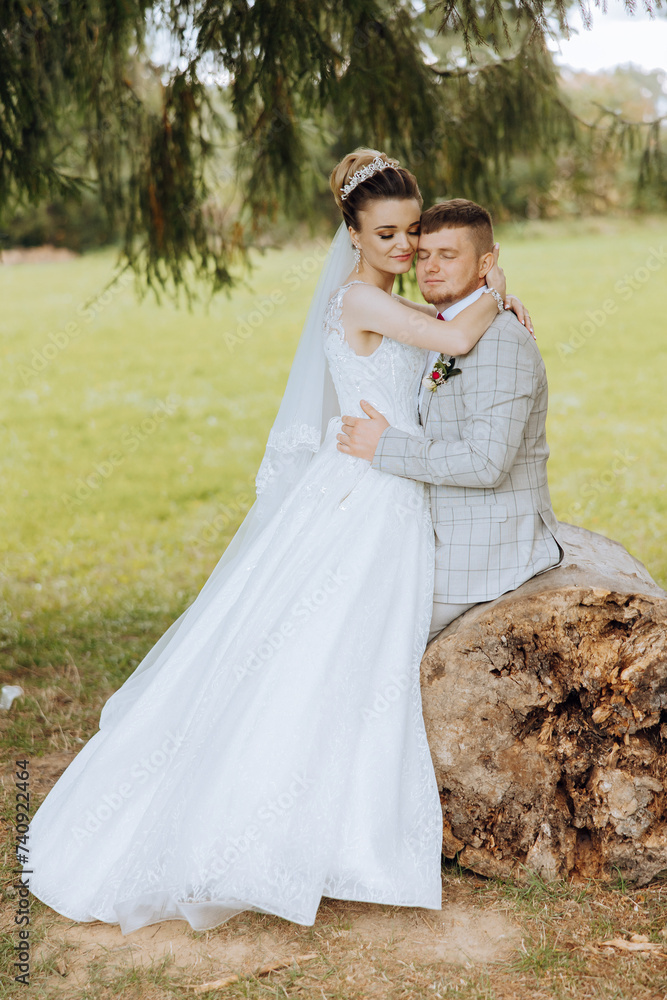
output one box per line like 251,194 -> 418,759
1,0 -> 664,303
428,26 -> 540,77
586,102 -> 667,130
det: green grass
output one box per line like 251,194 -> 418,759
495,214 -> 667,586
0,215 -> 666,756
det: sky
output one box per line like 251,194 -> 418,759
549,0 -> 667,75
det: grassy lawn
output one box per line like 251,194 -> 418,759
1,213 -> 666,743
0,215 -> 666,999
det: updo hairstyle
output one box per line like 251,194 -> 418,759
329,147 -> 422,230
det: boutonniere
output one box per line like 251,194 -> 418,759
422,354 -> 462,393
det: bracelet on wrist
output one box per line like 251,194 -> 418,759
485,286 -> 505,313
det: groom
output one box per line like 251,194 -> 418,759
337,198 -> 564,641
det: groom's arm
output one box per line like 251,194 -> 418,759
372,322 -> 540,489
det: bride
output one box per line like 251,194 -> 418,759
23,148 -> 522,935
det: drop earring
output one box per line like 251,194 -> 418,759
353,244 -> 361,272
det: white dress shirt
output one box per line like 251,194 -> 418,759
418,285 -> 488,413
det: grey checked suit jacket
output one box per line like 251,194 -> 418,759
371,309 -> 564,603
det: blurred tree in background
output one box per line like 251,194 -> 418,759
0,0 -> 665,304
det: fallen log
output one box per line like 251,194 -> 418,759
421,522 -> 667,886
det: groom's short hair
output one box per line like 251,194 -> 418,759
420,199 -> 494,257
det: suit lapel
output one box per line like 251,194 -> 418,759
421,350 -> 449,427
421,375 -> 450,429
420,387 -> 433,427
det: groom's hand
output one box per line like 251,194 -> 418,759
337,401 -> 389,461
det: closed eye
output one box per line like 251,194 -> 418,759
378,229 -> 420,241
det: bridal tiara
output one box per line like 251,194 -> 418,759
340,155 -> 396,201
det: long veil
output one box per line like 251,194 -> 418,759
99,222 -> 355,730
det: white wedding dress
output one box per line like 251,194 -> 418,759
24,281 -> 443,934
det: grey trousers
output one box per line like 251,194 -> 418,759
428,600 -> 477,644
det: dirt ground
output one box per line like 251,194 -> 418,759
29,893 -> 520,990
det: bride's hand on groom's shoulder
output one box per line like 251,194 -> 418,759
504,295 -> 536,340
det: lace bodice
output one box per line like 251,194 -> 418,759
323,282 -> 427,435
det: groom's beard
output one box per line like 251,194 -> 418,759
418,273 -> 483,310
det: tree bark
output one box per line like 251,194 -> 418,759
421,523 -> 667,886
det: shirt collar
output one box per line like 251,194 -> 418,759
439,285 -> 486,321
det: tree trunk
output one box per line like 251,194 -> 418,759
421,523 -> 667,886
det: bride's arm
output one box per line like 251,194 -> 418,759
344,245 -> 507,355
344,280 -> 503,356
394,289 -> 534,334
391,294 -> 437,316
391,253 -> 533,335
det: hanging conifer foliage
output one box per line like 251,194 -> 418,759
0,0 -> 664,303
